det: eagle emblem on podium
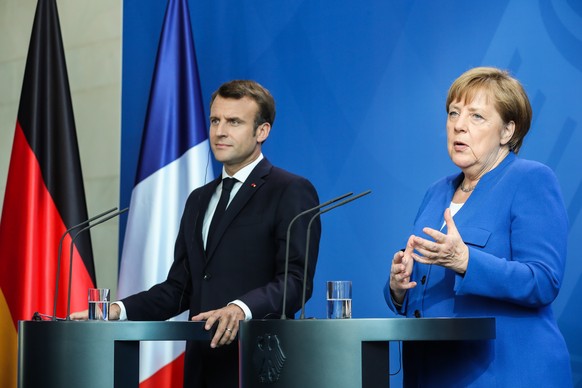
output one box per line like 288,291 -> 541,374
252,334 -> 286,383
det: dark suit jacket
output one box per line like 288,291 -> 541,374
122,158 -> 321,387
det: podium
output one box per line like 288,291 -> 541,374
18,317 -> 494,388
239,318 -> 495,387
17,321 -> 212,387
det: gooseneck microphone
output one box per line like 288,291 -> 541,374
280,192 -> 353,319
65,208 -> 129,320
299,189 -> 372,319
51,207 -> 118,321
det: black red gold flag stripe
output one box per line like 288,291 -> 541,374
0,0 -> 96,385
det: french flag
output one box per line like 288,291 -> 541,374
117,0 -> 213,386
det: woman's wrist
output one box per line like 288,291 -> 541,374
390,288 -> 405,307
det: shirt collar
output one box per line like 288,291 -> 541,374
221,153 -> 264,183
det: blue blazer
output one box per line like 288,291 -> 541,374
385,153 -> 572,387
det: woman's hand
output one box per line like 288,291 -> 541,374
410,208 -> 469,274
389,236 -> 417,304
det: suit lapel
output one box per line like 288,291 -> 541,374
205,159 -> 272,260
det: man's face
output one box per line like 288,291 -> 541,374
209,96 -> 270,175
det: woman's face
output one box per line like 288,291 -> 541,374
446,90 -> 514,179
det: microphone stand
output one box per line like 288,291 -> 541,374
299,190 -> 371,319
52,207 -> 117,320
65,208 -> 128,320
280,192 -> 353,319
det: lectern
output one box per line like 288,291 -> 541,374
239,317 -> 495,387
17,321 -> 211,388
18,317 -> 494,388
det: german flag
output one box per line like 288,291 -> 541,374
0,0 -> 96,385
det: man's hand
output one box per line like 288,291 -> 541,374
191,304 -> 245,348
69,302 -> 121,320
68,310 -> 89,320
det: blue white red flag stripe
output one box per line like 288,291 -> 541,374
118,0 -> 212,386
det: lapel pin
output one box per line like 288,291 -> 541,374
251,183 -> 257,188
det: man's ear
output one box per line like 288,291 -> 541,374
256,123 -> 271,143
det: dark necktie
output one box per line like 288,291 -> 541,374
207,177 -> 236,248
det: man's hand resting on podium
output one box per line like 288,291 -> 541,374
69,303 -> 121,320
191,304 -> 244,349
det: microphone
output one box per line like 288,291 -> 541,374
280,192 -> 353,319
52,207 -> 118,320
299,189 -> 371,319
65,207 -> 129,320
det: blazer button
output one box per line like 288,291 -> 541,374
203,273 -> 212,280
414,310 -> 421,318
421,275 -> 427,285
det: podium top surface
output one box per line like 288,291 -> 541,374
18,320 -> 212,341
18,317 -> 495,342
240,317 -> 496,341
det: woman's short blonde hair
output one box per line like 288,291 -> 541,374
446,67 -> 532,153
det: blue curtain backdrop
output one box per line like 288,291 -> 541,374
121,1 -> 582,385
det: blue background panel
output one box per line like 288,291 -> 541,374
122,1 -> 582,385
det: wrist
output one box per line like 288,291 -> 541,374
390,288 -> 405,306
109,303 -> 121,320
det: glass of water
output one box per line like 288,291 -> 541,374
88,288 -> 110,320
326,281 -> 352,319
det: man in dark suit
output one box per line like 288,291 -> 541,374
73,80 -> 321,387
